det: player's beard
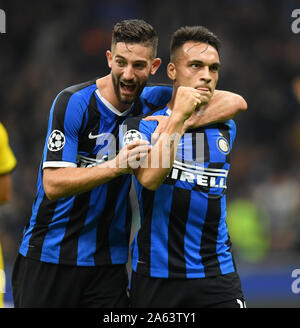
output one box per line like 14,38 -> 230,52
111,73 -> 146,105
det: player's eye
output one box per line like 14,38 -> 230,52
116,60 -> 126,67
210,65 -> 220,72
134,62 -> 147,70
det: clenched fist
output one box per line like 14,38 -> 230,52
172,86 -> 203,122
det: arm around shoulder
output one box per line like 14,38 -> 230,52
214,90 -> 248,113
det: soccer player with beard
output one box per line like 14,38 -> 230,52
12,20 -> 246,308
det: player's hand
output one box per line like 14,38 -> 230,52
143,115 -> 169,144
172,86 -> 203,121
116,140 -> 150,173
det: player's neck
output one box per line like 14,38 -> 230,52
96,75 -> 132,112
167,89 -> 176,111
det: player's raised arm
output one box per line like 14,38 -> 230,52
144,90 -> 247,132
183,90 -> 247,129
122,86 -> 201,191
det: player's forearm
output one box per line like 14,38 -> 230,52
209,90 -> 247,120
43,162 -> 122,200
185,90 -> 247,128
135,116 -> 184,190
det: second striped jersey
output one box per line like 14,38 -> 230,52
121,107 -> 237,278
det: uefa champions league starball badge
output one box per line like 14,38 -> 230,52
123,129 -> 143,145
47,130 -> 66,151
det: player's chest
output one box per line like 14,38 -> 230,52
175,127 -> 231,164
77,115 -> 126,166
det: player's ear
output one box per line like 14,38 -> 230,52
167,62 -> 176,81
106,50 -> 113,69
150,58 -> 162,75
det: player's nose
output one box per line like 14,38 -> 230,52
122,65 -> 135,80
200,66 -> 212,83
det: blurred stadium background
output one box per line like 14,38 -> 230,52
0,0 -> 300,307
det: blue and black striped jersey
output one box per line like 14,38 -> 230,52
120,107 -> 237,278
19,80 -> 172,266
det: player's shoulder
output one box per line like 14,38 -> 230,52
214,119 -> 237,144
141,83 -> 172,96
140,83 -> 172,106
123,107 -> 168,137
61,79 -> 97,95
121,115 -> 144,132
52,79 -> 97,113
208,119 -> 236,131
56,80 -> 97,103
126,105 -> 168,124
224,119 -> 236,131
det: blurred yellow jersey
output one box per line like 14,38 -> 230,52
0,122 -> 17,307
0,122 -> 17,175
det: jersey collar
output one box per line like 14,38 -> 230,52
95,89 -> 133,117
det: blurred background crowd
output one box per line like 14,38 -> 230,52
0,0 -> 300,307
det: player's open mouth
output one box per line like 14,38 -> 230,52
120,81 -> 137,94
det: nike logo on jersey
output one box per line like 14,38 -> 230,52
88,132 -> 107,139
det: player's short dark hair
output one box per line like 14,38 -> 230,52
112,19 -> 158,58
170,26 -> 221,61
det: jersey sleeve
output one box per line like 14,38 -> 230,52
42,90 -> 86,169
226,119 -> 237,147
0,122 -> 17,175
140,85 -> 172,114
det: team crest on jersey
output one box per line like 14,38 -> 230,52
123,129 -> 142,145
216,136 -> 230,154
47,130 -> 65,151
